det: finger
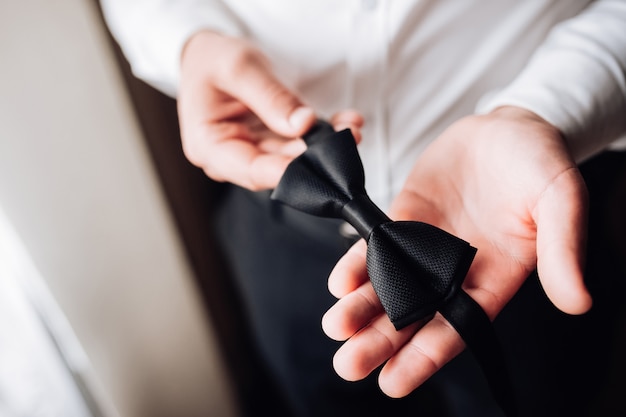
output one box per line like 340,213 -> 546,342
216,140 -> 294,190
322,281 -> 383,341
327,239 -> 368,298
219,47 -> 316,138
257,137 -> 306,157
187,121 -> 294,190
331,110 -> 365,143
534,167 -> 592,315
388,188 -> 445,225
332,314 -> 421,381
378,314 -> 465,398
178,32 -> 313,189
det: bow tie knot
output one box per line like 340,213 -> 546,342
341,194 -> 388,240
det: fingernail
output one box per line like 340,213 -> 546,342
288,106 -> 315,130
283,138 -> 307,156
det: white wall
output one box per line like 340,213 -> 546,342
0,1 -> 237,416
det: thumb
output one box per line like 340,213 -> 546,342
221,48 -> 316,137
535,167 -> 592,315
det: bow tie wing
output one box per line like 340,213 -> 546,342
271,128 -> 366,217
367,221 -> 477,330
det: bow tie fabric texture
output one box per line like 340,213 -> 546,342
271,121 -> 517,416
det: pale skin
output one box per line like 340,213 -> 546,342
178,30 -> 363,190
322,107 -> 593,397
178,30 -> 593,399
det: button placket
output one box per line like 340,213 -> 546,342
347,0 -> 390,209
361,0 -> 378,11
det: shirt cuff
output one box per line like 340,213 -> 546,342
476,0 -> 626,162
105,1 -> 246,97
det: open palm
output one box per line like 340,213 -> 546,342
322,107 -> 592,397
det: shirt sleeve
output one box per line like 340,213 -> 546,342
476,0 -> 626,162
100,0 -> 246,97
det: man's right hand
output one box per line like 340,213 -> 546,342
178,31 -> 362,190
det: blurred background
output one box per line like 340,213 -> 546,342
2,1 -> 626,417
0,0 -> 242,416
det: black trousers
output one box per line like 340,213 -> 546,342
213,151 -> 626,417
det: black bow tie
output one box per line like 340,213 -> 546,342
271,120 -> 517,416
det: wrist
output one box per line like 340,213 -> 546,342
487,105 -> 566,141
489,106 -> 555,128
181,30 -> 223,68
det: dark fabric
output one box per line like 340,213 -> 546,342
440,291 -> 516,417
367,221 -> 476,328
271,120 -> 514,415
213,186 -> 448,417
212,150 -> 626,417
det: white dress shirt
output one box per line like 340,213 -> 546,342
102,0 -> 626,211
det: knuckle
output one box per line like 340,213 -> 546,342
226,45 -> 298,112
203,166 -> 224,183
225,44 -> 264,80
246,158 -> 267,191
181,136 -> 202,167
262,80 -> 298,111
247,181 -> 263,192
180,129 -> 220,180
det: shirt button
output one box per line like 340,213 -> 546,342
361,0 -> 378,11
